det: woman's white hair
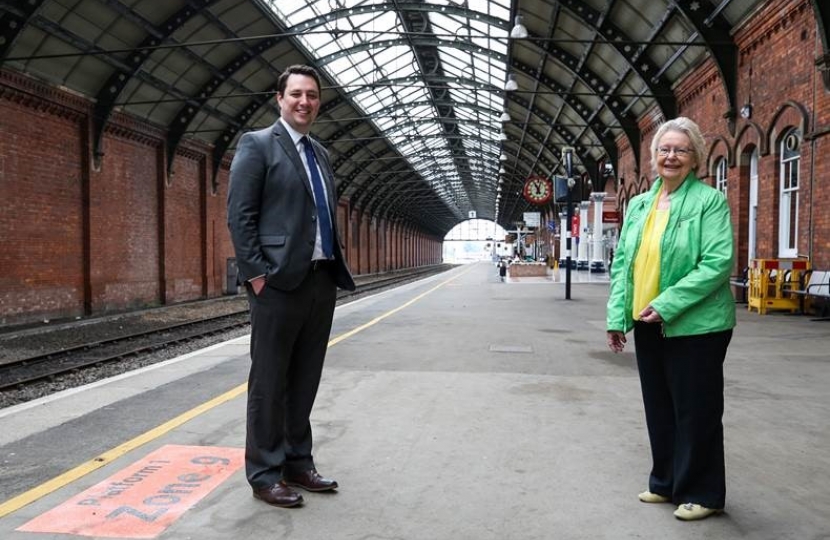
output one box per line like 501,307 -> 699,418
650,116 -> 706,177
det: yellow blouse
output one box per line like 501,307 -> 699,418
632,200 -> 670,319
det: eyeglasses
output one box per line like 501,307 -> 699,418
657,146 -> 693,157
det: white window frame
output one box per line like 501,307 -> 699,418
715,158 -> 728,196
778,130 -> 800,258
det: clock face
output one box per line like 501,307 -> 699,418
523,176 -> 552,205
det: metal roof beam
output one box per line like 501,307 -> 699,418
812,0 -> 830,91
0,0 -> 46,61
398,5 -> 479,215
558,0 -> 677,121
165,32 -> 285,174
91,0 -> 216,168
671,3 -> 738,131
288,2 -> 504,33
505,69 -> 621,176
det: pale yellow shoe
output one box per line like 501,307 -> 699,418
673,502 -> 723,521
638,491 -> 671,503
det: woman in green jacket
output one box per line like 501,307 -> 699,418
606,117 -> 736,521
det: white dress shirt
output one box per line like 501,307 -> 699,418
280,118 -> 331,261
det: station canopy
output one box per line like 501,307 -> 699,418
1,0 -> 782,235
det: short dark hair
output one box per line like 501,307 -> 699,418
276,65 -> 322,96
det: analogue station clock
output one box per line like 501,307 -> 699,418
522,175 -> 553,205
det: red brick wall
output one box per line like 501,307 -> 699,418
406,226 -> 413,267
400,224 -> 408,267
618,0 -> 830,270
393,221 -> 400,270
0,98 -> 85,323
729,0 -> 822,267
0,71 -> 236,325
384,219 -> 393,270
90,135 -> 161,311
212,168 -> 233,295
348,207 -> 359,271
359,213 -> 369,274
368,218 -> 378,274
376,219 -> 386,272
165,154 -> 205,302
336,202 -> 349,266
813,133 -> 830,269
3,69 -> 412,326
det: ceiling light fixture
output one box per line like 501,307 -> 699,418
510,15 -> 529,39
499,153 -> 508,161
504,73 -> 518,91
499,132 -> 508,141
500,111 -> 511,122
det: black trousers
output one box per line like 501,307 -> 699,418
633,321 -> 732,509
245,265 -> 337,489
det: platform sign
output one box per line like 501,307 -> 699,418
602,211 -> 620,223
18,445 -> 243,538
523,212 -> 540,228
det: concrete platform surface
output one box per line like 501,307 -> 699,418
0,262 -> 828,539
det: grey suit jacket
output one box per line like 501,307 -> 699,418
227,121 -> 355,292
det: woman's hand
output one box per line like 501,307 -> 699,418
607,331 -> 627,353
638,305 -> 663,324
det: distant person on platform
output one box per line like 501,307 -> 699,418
227,64 -> 355,509
606,117 -> 735,521
498,260 -> 507,282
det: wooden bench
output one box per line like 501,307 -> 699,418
787,270 -> 830,320
730,267 -> 749,303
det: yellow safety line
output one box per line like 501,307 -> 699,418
0,266 -> 471,519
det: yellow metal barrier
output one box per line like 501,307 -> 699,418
747,259 -> 811,314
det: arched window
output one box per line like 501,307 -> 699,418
715,157 -> 728,195
778,129 -> 801,258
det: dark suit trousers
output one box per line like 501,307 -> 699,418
633,321 -> 732,509
245,265 -> 337,489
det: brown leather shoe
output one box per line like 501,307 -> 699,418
252,482 -> 303,507
283,469 -> 338,492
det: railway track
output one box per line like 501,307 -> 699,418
0,266 -> 449,392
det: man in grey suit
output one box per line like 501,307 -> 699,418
227,64 -> 355,508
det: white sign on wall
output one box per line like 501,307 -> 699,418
523,212 -> 540,228
468,210 -> 477,219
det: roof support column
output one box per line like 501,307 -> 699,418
812,0 -> 830,91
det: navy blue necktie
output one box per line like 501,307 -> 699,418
301,136 -> 333,259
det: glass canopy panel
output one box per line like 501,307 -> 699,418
263,0 -> 511,209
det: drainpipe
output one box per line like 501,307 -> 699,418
808,27 -> 819,262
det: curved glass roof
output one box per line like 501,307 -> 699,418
0,0 -> 779,235
265,0 -> 511,221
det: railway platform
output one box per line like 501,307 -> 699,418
0,262 -> 828,539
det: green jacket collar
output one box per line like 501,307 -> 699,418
647,172 -> 699,199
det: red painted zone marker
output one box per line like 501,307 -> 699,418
18,445 -> 244,538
